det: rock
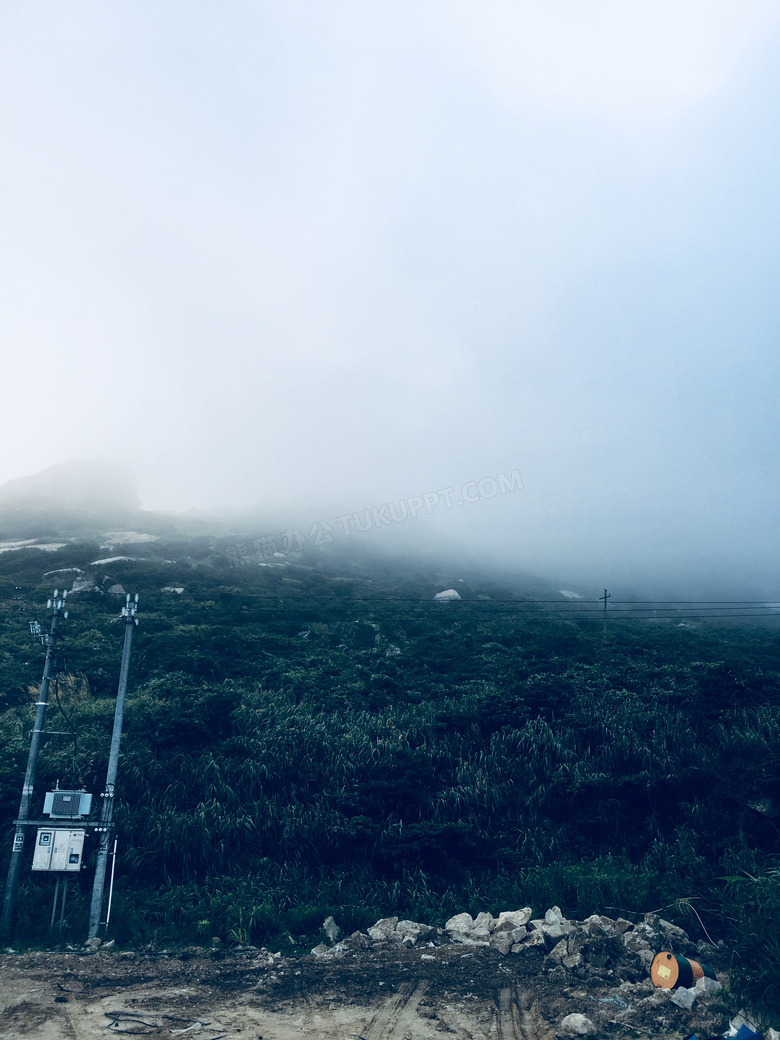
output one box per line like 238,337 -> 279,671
494,908 -> 533,932
102,939 -> 115,951
695,975 -> 721,995
522,930 -> 546,948
368,917 -> 398,940
473,911 -> 495,932
83,937 -> 102,951
420,953 -> 436,962
161,587 -> 185,594
490,933 -> 513,956
444,912 -> 474,936
470,927 -> 491,944
730,1014 -> 762,1035
671,986 -> 697,1009
311,941 -> 346,959
396,920 -> 421,940
614,918 -> 633,934
107,584 -> 125,595
622,930 -> 654,967
510,926 -> 528,943
547,939 -> 569,964
560,1013 -> 597,1035
323,916 -> 342,943
583,914 -> 615,936
658,918 -> 689,943
347,931 -> 371,948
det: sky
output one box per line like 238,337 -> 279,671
2,1 -> 780,595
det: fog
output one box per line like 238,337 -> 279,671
2,2 -> 780,598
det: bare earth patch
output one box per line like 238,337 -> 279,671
0,933 -> 734,1040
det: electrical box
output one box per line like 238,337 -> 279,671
32,828 -> 55,870
32,828 -> 85,871
43,790 -> 92,819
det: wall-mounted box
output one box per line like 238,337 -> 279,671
32,828 -> 85,871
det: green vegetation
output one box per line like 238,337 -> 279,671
0,533 -> 779,1016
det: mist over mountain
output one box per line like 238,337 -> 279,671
0,461 -> 139,513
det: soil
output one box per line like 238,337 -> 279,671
0,930 -> 736,1040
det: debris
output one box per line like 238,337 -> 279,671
561,1013 -> 597,1034
323,916 -> 342,943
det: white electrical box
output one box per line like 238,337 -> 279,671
32,828 -> 85,872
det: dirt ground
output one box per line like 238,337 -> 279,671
0,932 -> 736,1040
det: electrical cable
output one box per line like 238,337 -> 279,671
52,673 -> 84,787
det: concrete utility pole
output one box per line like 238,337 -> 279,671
1,590 -> 69,939
87,594 -> 138,938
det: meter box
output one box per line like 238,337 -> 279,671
32,828 -> 85,872
43,790 -> 92,819
32,828 -> 55,870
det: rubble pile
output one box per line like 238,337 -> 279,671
307,905 -> 749,1037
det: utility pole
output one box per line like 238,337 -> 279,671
87,594 -> 138,938
1,590 -> 69,939
600,588 -> 611,636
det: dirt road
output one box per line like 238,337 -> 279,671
0,932 -> 734,1040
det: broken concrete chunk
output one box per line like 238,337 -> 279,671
671,986 -> 697,1009
548,939 -> 569,963
491,933 -> 513,956
368,917 -> 398,940
658,918 -> 689,942
561,1013 -> 597,1035
494,908 -> 533,932
695,975 -> 721,995
323,916 -> 342,943
472,911 -> 495,932
444,913 -> 474,935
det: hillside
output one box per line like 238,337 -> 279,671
0,511 -> 779,1022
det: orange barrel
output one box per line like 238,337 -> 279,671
651,952 -> 717,989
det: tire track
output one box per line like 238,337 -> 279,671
363,979 -> 428,1040
496,986 -> 521,1040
